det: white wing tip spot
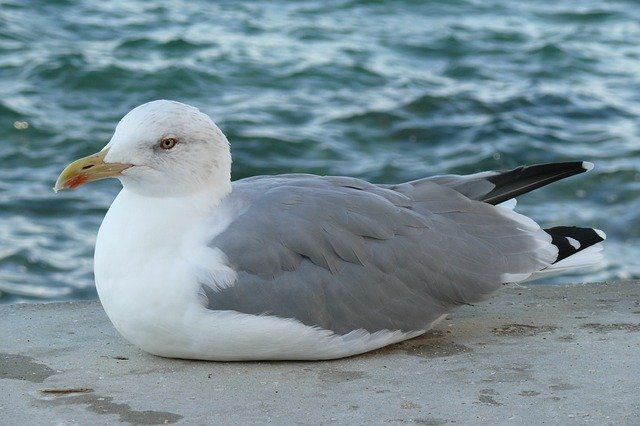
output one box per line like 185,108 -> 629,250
566,237 -> 581,250
595,228 -> 607,240
582,161 -> 594,172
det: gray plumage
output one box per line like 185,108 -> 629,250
203,173 -> 555,335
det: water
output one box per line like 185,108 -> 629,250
1,0 -> 639,303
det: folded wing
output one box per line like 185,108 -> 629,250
203,174 -> 557,335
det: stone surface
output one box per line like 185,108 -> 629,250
2,281 -> 639,425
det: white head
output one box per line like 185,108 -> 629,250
55,100 -> 232,198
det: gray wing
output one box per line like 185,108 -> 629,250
203,174 -> 555,335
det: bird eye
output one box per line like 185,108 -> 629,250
159,137 -> 177,150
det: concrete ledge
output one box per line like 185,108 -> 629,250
2,281 -> 639,425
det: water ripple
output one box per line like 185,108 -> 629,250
1,0 -> 639,301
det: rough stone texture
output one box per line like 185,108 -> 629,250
1,281 -> 639,425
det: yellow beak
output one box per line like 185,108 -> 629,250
54,148 -> 132,192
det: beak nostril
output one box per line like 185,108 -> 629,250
82,164 -> 95,170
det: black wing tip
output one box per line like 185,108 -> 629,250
496,160 -> 592,175
482,161 -> 594,205
509,160 -> 592,174
545,226 -> 606,263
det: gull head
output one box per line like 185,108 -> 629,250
54,100 -> 231,197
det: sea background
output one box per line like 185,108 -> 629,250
1,0 -> 639,303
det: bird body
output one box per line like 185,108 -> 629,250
56,100 -> 605,361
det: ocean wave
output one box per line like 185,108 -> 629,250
1,0 -> 639,302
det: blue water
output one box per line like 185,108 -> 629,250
1,0 -> 639,303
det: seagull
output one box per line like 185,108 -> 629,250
55,100 -> 605,361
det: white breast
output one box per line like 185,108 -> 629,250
94,188 -> 232,354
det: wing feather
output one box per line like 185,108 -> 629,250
204,174 -> 555,335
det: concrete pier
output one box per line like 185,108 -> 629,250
2,281 -> 639,425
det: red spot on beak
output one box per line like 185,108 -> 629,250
67,174 -> 89,189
